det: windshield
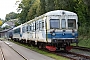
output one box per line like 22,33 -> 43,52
68,19 -> 76,29
50,19 -> 60,29
61,19 -> 66,29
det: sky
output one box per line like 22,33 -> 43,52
0,0 -> 20,20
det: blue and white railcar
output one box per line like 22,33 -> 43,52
44,10 -> 78,51
12,10 -> 78,51
21,10 -> 78,51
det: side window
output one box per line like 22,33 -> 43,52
61,19 -> 66,29
32,23 -> 33,31
26,25 -> 31,31
36,21 -> 38,30
26,26 -> 28,31
39,21 -> 42,30
32,23 -> 35,32
35,22 -> 36,30
42,21 -> 44,29
22,27 -> 25,33
30,25 -> 32,31
28,25 -> 30,31
33,23 -> 35,31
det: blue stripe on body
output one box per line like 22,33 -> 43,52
47,32 -> 78,39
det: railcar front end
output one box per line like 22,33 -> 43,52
45,10 -> 78,51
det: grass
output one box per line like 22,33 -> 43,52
9,40 -> 69,60
78,36 -> 90,48
71,36 -> 90,48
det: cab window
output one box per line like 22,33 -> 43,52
61,19 -> 66,29
50,19 -> 60,29
68,19 -> 76,29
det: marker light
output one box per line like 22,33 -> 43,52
72,29 -> 75,36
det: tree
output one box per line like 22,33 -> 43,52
38,0 -> 46,15
5,12 -> 18,21
45,0 -> 55,12
54,0 -> 66,10
74,0 -> 88,26
18,0 -> 35,23
27,0 -> 40,20
0,20 -> 3,26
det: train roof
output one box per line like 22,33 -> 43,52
45,10 -> 77,16
24,10 -> 77,24
13,24 -> 22,30
14,10 -> 77,26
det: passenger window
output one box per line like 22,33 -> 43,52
26,26 -> 28,31
33,23 -> 35,31
42,21 -> 44,29
32,23 -> 35,31
31,24 -> 33,31
22,27 -> 25,33
39,21 -> 42,30
30,25 -> 31,31
36,21 -> 38,30
27,25 -> 31,31
61,19 -> 66,29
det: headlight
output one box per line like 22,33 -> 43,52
72,33 -> 75,36
52,33 -> 56,36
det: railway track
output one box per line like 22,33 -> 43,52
41,48 -> 90,60
73,46 -> 90,52
54,46 -> 90,60
52,51 -> 90,60
53,46 -> 90,60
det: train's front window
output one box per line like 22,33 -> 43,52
50,19 -> 60,29
68,19 -> 76,29
61,19 -> 66,29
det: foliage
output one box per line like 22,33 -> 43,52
18,0 -> 36,23
17,0 -> 90,36
5,12 -> 18,21
27,0 -> 40,20
2,25 -> 11,30
78,37 -> 90,48
0,20 -> 3,26
45,0 -> 55,12
36,0 -> 46,16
